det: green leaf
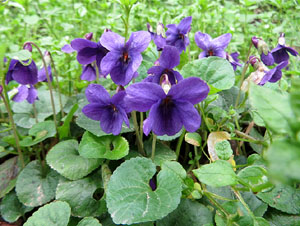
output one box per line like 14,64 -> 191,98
241,191 -> 268,217
185,132 -> 202,146
20,121 -> 56,147
144,140 -> 176,166
16,160 -> 59,207
7,49 -> 32,61
290,78 -> 300,120
193,160 -> 237,187
257,184 -> 300,214
264,208 -> 300,226
46,140 -> 103,180
181,57 -> 235,93
24,201 -> 71,226
13,89 -> 67,128
24,15 -> 40,25
0,156 -> 20,198
156,199 -> 213,226
267,140 -> 300,182
157,128 -> 184,141
215,140 -> 233,160
249,84 -> 294,134
58,103 -> 78,139
238,166 -> 268,189
253,217 -> 270,226
0,190 -> 33,223
78,132 -> 129,160
161,161 -> 186,180
76,112 -> 133,137
56,171 -> 106,217
106,157 -> 182,225
77,217 -> 102,226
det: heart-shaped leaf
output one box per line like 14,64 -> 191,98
55,171 -> 106,217
0,190 -> 33,223
106,157 -> 182,225
181,57 -> 235,94
20,121 -> 56,147
13,89 -> 67,128
156,199 -> 213,226
0,156 -> 20,198
16,160 -> 59,207
24,201 -> 71,226
46,140 -> 103,180
77,217 -> 102,226
193,160 -> 237,187
78,131 -> 129,160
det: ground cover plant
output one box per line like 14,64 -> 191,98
1,0 -> 300,225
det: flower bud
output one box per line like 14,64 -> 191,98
147,23 -> 153,33
84,32 -> 93,40
278,32 -> 285,46
156,23 -> 165,36
23,43 -> 32,52
44,51 -> 51,65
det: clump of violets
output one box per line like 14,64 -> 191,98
71,32 -> 109,81
147,23 -> 166,51
251,36 -> 274,66
226,52 -> 242,71
82,84 -> 130,135
6,43 -> 39,104
100,31 -> 151,86
271,33 -> 299,64
166,16 -> 192,53
195,32 -> 232,59
145,45 -> 183,84
126,76 -> 209,136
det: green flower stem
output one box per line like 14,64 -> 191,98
151,133 -> 157,161
32,102 -> 39,123
175,129 -> 185,160
49,52 -> 64,118
233,130 -> 268,147
194,146 -> 200,168
0,93 -> 24,168
231,186 -> 255,219
203,190 -> 230,218
235,42 -> 253,108
198,103 -> 212,132
140,111 -> 143,142
27,42 -> 58,135
132,111 -> 145,156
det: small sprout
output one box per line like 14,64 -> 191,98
215,140 -> 233,160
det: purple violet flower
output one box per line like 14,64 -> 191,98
226,52 -> 242,71
146,45 -> 183,84
80,64 -> 97,81
38,65 -> 53,82
71,39 -> 108,71
100,31 -> 151,86
61,44 -> 75,53
12,85 -> 38,104
82,84 -> 130,135
147,23 -> 166,51
271,33 -> 299,64
251,36 -> 274,66
125,77 -> 209,136
259,60 -> 289,85
166,16 -> 192,53
195,32 -> 232,59
6,59 -> 38,85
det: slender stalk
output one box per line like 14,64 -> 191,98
139,111 -> 143,142
132,111 -> 145,156
32,102 -> 39,123
194,146 -> 200,168
235,43 -> 253,108
27,42 -> 58,134
231,186 -> 255,218
198,103 -> 212,132
0,93 -> 24,168
175,129 -> 185,160
49,52 -> 64,118
151,133 -> 157,161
